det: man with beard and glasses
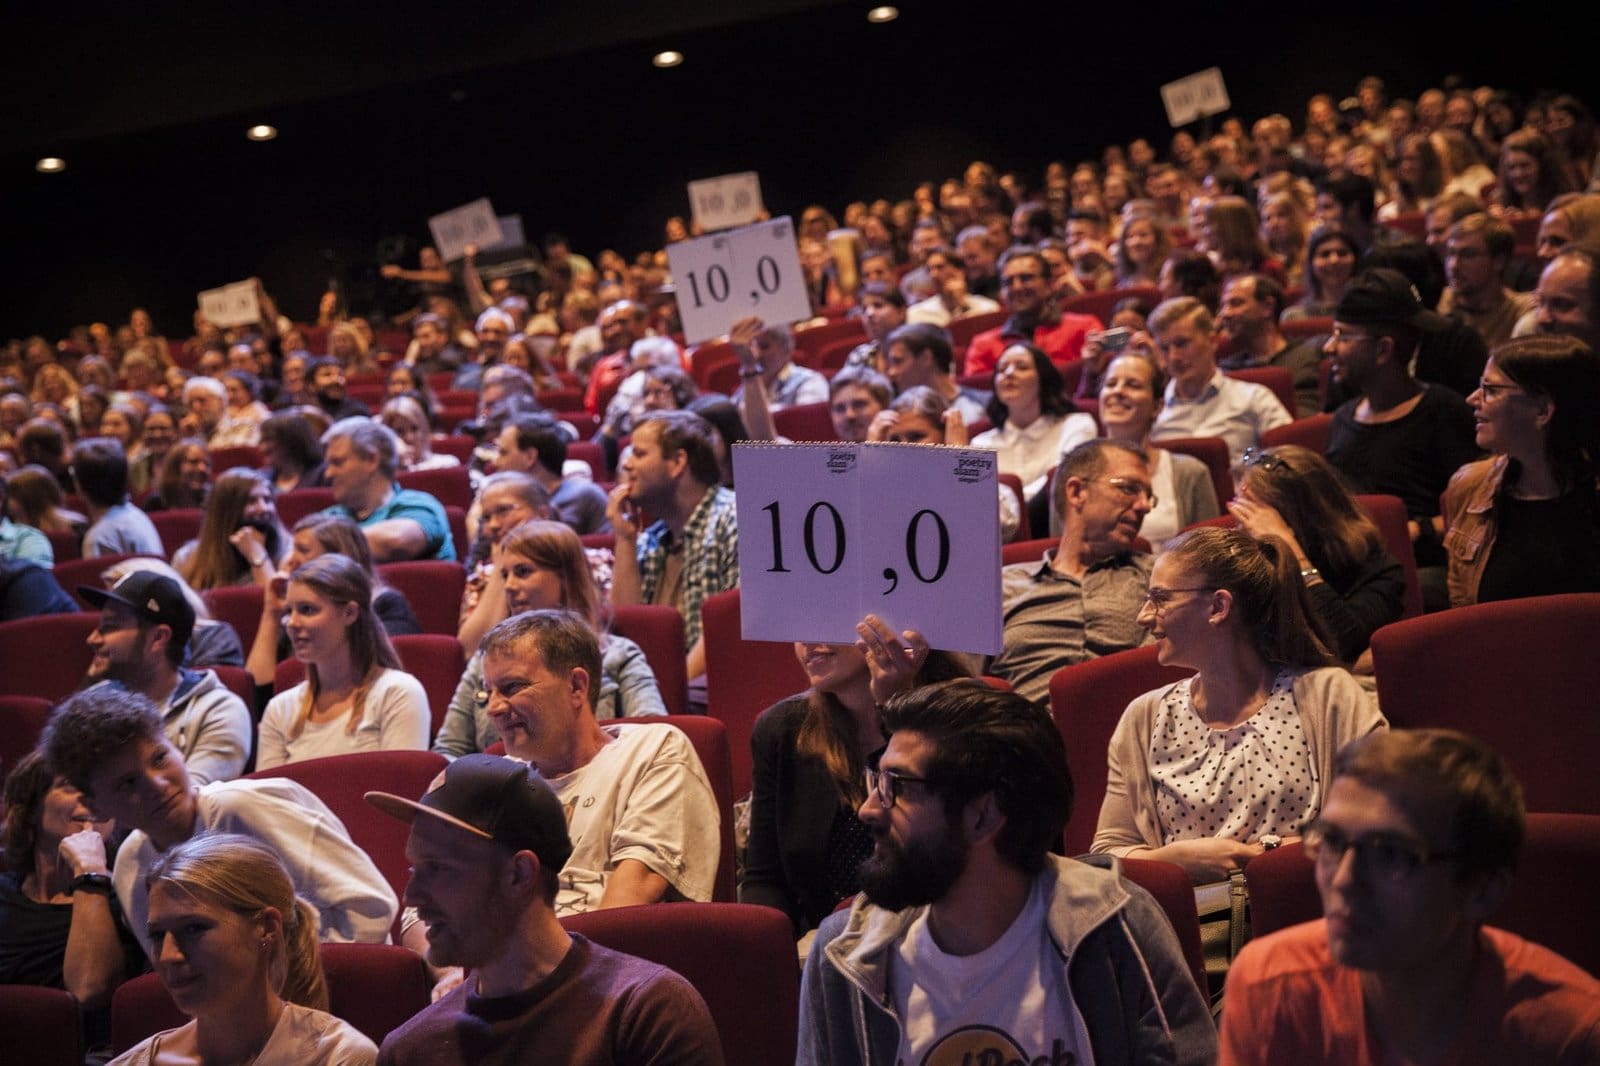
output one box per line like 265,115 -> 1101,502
79,570 -> 251,784
798,681 -> 1215,1066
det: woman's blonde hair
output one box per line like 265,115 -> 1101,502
287,554 -> 401,737
145,832 -> 328,1011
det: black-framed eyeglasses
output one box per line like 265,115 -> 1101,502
863,765 -> 936,809
1240,447 -> 1286,472
1087,476 -> 1158,508
1475,378 -> 1525,401
1302,821 -> 1463,882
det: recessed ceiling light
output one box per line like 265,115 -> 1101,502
35,157 -> 66,174
246,124 -> 278,142
652,50 -> 684,68
866,6 -> 899,22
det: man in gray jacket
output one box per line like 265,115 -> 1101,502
799,681 -> 1215,1066
80,570 -> 251,784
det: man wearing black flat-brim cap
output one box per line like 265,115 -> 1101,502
367,754 -> 724,1066
1323,269 -> 1480,611
79,569 -> 251,784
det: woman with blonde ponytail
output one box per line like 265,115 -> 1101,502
256,554 -> 428,769
110,832 -> 376,1064
1092,527 -> 1386,885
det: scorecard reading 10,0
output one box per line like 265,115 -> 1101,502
666,217 -> 814,346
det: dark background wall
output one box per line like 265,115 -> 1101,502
3,0 -> 1593,338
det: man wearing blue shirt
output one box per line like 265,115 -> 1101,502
320,418 -> 456,561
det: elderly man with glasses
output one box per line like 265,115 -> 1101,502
1221,729 -> 1600,1064
799,680 -> 1215,1066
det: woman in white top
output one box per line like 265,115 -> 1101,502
111,833 -> 376,1066
1091,352 -> 1220,548
971,341 -> 1097,501
1093,526 -> 1385,884
256,554 -> 429,769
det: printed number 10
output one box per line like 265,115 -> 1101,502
762,500 -> 950,593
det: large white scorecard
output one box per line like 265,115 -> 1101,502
733,442 -> 1003,655
667,217 -> 813,346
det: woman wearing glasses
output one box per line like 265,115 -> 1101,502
1228,445 -> 1405,662
1444,335 -> 1600,606
1093,527 -> 1385,884
743,616 -> 968,937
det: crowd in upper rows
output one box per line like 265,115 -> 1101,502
2,72 -> 1599,1065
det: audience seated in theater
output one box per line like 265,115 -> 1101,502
905,246 -> 1001,327
1115,214 -> 1171,289
990,440 -> 1155,703
971,341 -> 1097,502
319,417 -> 456,562
1323,269 -> 1481,609
883,322 -> 991,425
824,365 -> 891,443
367,753 -> 723,1064
0,467 -> 53,566
0,751 -> 141,1057
0,555 -> 76,620
597,336 -> 683,446
1258,192 -> 1310,289
305,357 -> 370,422
1148,298 -> 1292,462
174,467 -> 289,591
866,385 -> 1021,540
1094,527 -> 1386,884
1445,333 -> 1600,605
493,411 -> 611,536
109,833 -> 378,1066
81,568 -> 251,784
255,553 -> 429,770
1284,223 -> 1361,321
217,370 -> 271,448
608,410 -> 738,682
42,687 -> 397,962
1314,172 -> 1378,255
1230,445 -> 1405,663
1490,128 -> 1575,222
1216,275 -> 1324,416
380,395 -> 458,473
745,614 -> 969,937
78,436 -> 166,557
249,513 -> 421,684
6,463 -> 86,538
402,610 -> 715,990
799,681 -> 1216,1066
731,317 -> 829,440
962,247 -> 1102,378
1158,248 -> 1224,314
1530,244 -> 1600,353
440,518 -> 662,759
1440,214 -> 1537,349
257,408 -> 326,492
577,300 -> 647,411
1220,730 -> 1600,1065
1063,353 -> 1220,548
143,436 -> 212,513
179,377 -> 239,447
100,557 -> 248,669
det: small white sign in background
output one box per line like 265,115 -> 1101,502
667,217 -> 813,346
1161,67 -> 1230,127
197,280 -> 261,328
428,198 -> 504,262
688,171 -> 765,233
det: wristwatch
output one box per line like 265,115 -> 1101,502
1259,834 -> 1283,850
70,872 -> 114,895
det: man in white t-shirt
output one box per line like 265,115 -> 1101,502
471,608 -> 716,915
798,681 -> 1214,1066
42,686 -> 397,961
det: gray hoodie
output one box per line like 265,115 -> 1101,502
799,854 -> 1217,1066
